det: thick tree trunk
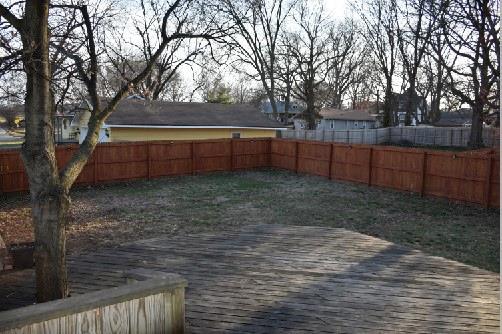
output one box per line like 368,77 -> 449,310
267,90 -> 279,120
468,102 -> 484,149
32,190 -> 70,301
405,83 -> 416,126
20,0 -> 70,302
382,83 -> 393,127
305,88 -> 316,130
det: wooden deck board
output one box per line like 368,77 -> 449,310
0,225 -> 499,333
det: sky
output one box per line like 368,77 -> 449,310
324,0 -> 349,19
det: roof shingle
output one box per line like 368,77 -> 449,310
104,100 -> 284,128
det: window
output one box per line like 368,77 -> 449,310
330,120 -> 335,129
354,121 -> 359,128
232,132 -> 241,139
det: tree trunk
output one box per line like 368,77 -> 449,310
468,102 -> 484,149
405,83 -> 416,126
267,90 -> 278,120
20,0 -> 70,302
32,189 -> 70,301
305,91 -> 316,130
284,85 -> 291,124
382,83 -> 393,127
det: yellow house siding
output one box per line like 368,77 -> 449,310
109,127 -> 277,142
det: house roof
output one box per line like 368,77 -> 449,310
433,110 -> 472,127
319,108 -> 377,121
87,100 -> 285,129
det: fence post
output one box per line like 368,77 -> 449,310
420,151 -> 427,197
93,145 -> 99,185
295,141 -> 299,173
484,155 -> 493,208
268,138 -> 272,167
147,142 -> 151,179
191,141 -> 196,175
328,144 -> 334,180
367,147 -> 373,186
230,138 -> 234,171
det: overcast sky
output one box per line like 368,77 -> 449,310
324,0 -> 349,19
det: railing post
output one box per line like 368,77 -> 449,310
420,151 -> 427,197
484,155 -> 493,208
367,147 -> 373,186
328,144 -> 334,180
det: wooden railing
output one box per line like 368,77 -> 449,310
0,275 -> 187,334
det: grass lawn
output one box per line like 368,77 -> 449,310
0,169 -> 499,272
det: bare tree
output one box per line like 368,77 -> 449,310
103,0 -> 210,101
219,0 -> 296,119
231,74 -> 254,104
324,18 -> 368,109
287,1 -> 335,129
276,32 -> 297,122
346,58 -> 381,110
0,0 -> 221,302
432,0 -> 499,148
164,72 -> 187,102
395,0 -> 435,125
415,31 -> 450,123
354,0 -> 399,126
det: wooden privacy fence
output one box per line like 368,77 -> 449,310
0,138 -> 271,193
0,138 -> 499,208
270,138 -> 499,208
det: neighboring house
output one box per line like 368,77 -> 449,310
318,108 -> 379,130
292,114 -> 322,130
391,89 -> 427,126
54,104 -> 82,143
433,109 -> 473,127
72,99 -> 286,144
54,113 -> 76,143
262,100 -> 304,124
